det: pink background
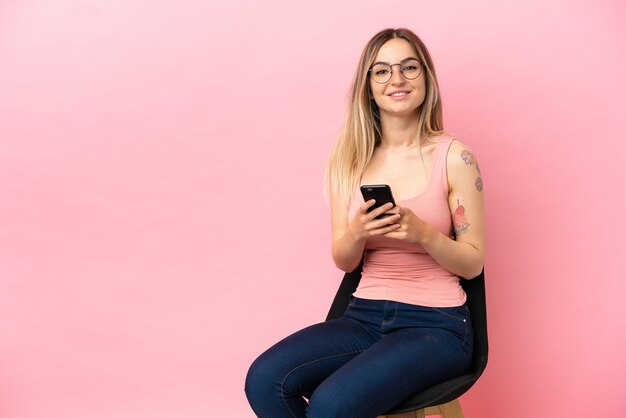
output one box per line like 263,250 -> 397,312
1,1 -> 625,417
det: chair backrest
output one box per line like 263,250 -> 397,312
325,263 -> 364,322
460,269 -> 488,375
325,266 -> 488,410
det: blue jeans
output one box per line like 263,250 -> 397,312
245,296 -> 473,418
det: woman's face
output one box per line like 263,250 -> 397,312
369,38 -> 427,118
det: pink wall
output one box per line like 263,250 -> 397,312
1,1 -> 625,417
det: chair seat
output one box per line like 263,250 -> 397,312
385,371 -> 475,414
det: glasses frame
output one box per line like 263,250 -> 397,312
368,58 -> 424,84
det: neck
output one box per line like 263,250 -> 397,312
379,112 -> 421,149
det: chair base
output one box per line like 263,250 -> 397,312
379,398 -> 464,418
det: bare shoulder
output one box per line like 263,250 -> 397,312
447,140 -> 482,192
448,138 -> 477,161
447,138 -> 480,175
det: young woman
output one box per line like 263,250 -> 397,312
245,27 -> 485,418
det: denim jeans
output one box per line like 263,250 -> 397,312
245,296 -> 473,418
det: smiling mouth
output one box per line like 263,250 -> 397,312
388,91 -> 411,97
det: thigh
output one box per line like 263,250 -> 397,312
247,316 -> 378,399
308,327 -> 472,418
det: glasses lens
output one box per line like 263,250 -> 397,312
401,59 -> 422,80
370,63 -> 392,83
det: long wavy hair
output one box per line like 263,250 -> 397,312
325,28 -> 446,205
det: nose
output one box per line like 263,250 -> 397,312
389,64 -> 405,85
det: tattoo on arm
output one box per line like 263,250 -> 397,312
461,150 -> 475,165
475,176 -> 483,192
453,199 -> 470,235
461,150 -> 482,175
461,150 -> 483,191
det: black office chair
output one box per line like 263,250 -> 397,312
325,264 -> 488,418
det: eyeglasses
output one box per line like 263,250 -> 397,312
368,59 -> 423,84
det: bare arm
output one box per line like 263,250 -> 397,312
384,141 -> 485,279
422,141 -> 485,278
330,180 -> 401,272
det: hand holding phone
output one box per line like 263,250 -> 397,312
360,184 -> 396,219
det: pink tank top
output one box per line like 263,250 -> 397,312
349,138 -> 466,307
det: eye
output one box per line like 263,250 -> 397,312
376,69 -> 389,76
403,65 -> 418,71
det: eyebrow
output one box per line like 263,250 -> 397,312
371,57 -> 420,66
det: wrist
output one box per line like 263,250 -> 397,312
346,223 -> 363,243
417,223 -> 438,247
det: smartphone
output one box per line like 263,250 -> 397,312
360,184 -> 396,219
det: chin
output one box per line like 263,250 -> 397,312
380,105 -> 420,118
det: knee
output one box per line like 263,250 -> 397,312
244,354 -> 274,405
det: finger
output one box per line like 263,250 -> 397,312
384,226 -> 407,238
366,213 -> 401,231
366,202 -> 395,220
380,213 -> 401,226
370,222 -> 402,235
360,199 -> 377,213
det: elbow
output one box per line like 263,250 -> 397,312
333,257 -> 361,273
460,264 -> 484,280
459,249 -> 484,280
462,256 -> 484,280
332,250 -> 361,273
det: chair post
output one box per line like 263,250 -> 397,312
437,399 -> 464,417
380,399 -> 464,418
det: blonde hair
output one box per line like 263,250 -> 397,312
325,28 -> 446,205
